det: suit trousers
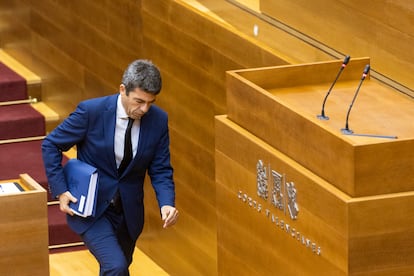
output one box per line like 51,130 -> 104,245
81,206 -> 136,276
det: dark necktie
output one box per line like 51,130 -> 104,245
118,117 -> 134,175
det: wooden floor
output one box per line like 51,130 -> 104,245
49,248 -> 169,275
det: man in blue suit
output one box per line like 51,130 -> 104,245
42,59 -> 178,275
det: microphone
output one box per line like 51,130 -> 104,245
317,55 -> 351,120
341,64 -> 370,135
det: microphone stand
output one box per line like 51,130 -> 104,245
317,55 -> 350,120
340,65 -> 397,139
341,64 -> 370,135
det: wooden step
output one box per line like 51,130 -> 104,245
0,99 -> 60,134
0,49 -> 60,133
0,49 -> 42,101
47,203 -> 84,248
31,101 -> 60,133
0,103 -> 46,139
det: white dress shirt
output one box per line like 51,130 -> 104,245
114,95 -> 140,169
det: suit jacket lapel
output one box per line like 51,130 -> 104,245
103,95 -> 118,173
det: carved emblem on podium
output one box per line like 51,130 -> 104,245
256,160 -> 268,200
270,170 -> 284,211
256,160 -> 299,220
286,181 -> 299,220
239,160 -> 319,256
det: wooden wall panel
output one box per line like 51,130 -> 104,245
1,0 -> 143,118
261,0 -> 414,95
0,0 -> 31,61
142,0 -> 288,69
198,0 -> 333,64
137,1 -> 294,274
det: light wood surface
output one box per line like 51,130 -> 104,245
0,49 -> 41,85
215,115 -> 414,275
31,101 -> 60,132
0,174 -> 49,275
49,248 -> 169,276
232,0 -> 259,12
226,60 -> 414,196
216,116 -> 348,275
260,0 -> 414,96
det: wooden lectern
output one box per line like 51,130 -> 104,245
215,58 -> 414,275
0,174 -> 49,275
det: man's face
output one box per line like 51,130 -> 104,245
120,84 -> 156,120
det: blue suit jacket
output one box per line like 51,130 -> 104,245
42,94 -> 175,240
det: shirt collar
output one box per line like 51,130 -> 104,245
116,94 -> 129,120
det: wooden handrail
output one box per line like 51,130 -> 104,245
0,135 -> 45,145
0,97 -> 38,106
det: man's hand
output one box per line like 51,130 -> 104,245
161,205 -> 179,228
57,191 -> 78,216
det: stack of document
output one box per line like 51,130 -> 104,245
0,182 -> 24,194
63,159 -> 99,217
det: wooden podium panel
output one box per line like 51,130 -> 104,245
215,115 -> 414,275
226,58 -> 414,196
0,174 -> 49,275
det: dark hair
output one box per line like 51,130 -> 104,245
121,59 -> 162,95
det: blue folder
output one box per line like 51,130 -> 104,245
63,159 -> 99,217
